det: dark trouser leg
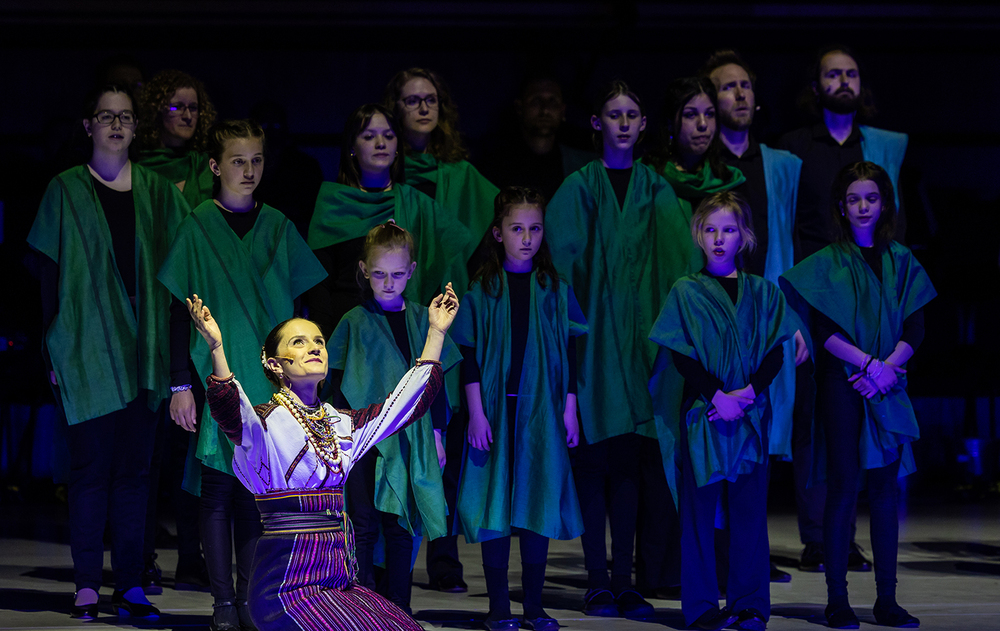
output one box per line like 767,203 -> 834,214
232,479 -> 261,602
679,421 -> 723,626
821,373 -> 863,605
174,378 -> 205,564
607,433 -> 641,591
426,407 -> 465,582
793,360 -> 825,546
346,449 -> 379,590
382,513 -> 415,608
67,413 -> 115,591
517,529 -> 550,619
868,455 -> 902,600
200,464 -> 237,601
107,397 -> 158,592
726,461 -> 771,619
143,411 -> 167,562
481,536 -> 512,618
571,438 -> 609,589
635,435 -> 678,591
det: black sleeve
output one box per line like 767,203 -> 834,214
749,344 -> 785,395
671,350 -> 724,401
306,246 -> 338,339
430,384 -> 449,432
459,344 -> 481,386
325,368 -> 349,409
900,308 -> 925,351
169,297 -> 193,387
567,337 -> 578,395
813,307 -> 844,349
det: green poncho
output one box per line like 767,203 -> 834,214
546,159 -> 699,443
28,163 -> 190,423
780,241 -> 936,479
656,161 -> 745,215
452,273 -> 587,542
137,147 -> 214,209
157,201 -> 327,488
307,182 -> 470,306
650,271 -> 795,505
328,299 -> 461,539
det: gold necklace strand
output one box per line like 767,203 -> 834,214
274,390 -> 342,473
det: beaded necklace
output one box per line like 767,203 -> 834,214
274,389 -> 343,473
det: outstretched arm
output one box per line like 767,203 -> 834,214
186,294 -> 232,380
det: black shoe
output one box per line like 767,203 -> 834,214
237,599 -> 257,631
732,607 -> 767,631
211,601 -> 240,631
483,616 -> 520,630
582,587 -> 618,617
825,603 -> 859,629
873,599 -> 920,628
770,561 -> 792,583
70,593 -> 99,620
616,588 -> 655,619
431,573 -> 468,593
800,542 -> 825,572
693,606 -> 738,630
142,554 -> 163,595
175,555 -> 211,591
524,614 -> 560,630
110,589 -> 160,618
847,542 -> 872,572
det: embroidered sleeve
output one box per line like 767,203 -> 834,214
350,364 -> 443,461
206,374 -> 244,446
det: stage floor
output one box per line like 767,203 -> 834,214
1,502 -> 997,630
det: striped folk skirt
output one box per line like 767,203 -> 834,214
248,488 -> 422,631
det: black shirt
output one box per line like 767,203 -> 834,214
92,175 -> 137,298
217,201 -> 262,240
605,166 -> 632,211
307,237 -> 365,339
721,137 -> 769,277
480,139 -> 567,204
777,123 -> 864,262
384,308 -> 449,432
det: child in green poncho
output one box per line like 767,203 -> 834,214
159,119 -> 326,631
327,222 -> 460,614
780,163 -> 934,629
650,192 -> 794,631
454,186 -> 586,631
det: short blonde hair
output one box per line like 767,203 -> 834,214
690,191 -> 757,254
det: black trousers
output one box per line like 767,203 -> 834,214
66,395 -> 158,592
678,418 -> 770,625
819,372 -> 902,603
348,448 -> 415,608
200,464 -> 261,602
426,408 -> 465,583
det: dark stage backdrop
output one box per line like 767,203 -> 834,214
1,1 -> 998,494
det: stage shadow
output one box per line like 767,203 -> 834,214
771,603 -> 829,626
0,588 -> 210,630
910,540 -> 1000,558
901,559 -> 1000,576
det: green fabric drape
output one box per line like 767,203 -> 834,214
137,147 -> 214,209
650,271 -> 795,505
859,126 -> 908,210
307,182 -> 470,306
28,163 -> 190,423
158,201 -> 326,490
546,159 -> 698,443
780,241 -> 936,481
656,161 -> 745,208
451,273 -> 587,542
327,299 -> 461,539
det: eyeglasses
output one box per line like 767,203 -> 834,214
399,94 -> 439,111
165,102 -> 199,115
92,110 -> 137,126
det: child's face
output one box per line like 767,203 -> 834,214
699,208 -> 742,270
842,179 -> 882,239
353,113 -> 397,178
493,204 -> 544,273
274,319 -> 328,385
359,246 -> 415,310
212,136 -> 264,200
591,94 -> 645,154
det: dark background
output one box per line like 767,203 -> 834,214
1,1 -> 998,500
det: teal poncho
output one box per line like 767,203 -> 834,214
546,160 -> 698,443
328,299 -> 461,539
308,182 -> 471,306
656,161 -> 745,212
780,241 -> 936,479
452,273 -> 587,542
28,163 -> 190,423
157,201 -> 327,488
404,153 -> 499,249
137,147 -> 214,210
650,271 -> 795,504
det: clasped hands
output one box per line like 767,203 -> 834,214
848,360 -> 905,399
706,385 -> 756,422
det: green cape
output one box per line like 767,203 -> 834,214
137,147 -> 214,209
28,163 -> 190,423
656,161 -> 745,207
650,271 -> 795,504
157,201 -> 327,489
451,273 -> 587,542
546,159 -> 699,443
859,126 -> 908,210
779,241 -> 936,480
327,299 -> 461,539
307,181 -> 471,306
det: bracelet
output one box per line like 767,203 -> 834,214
867,359 -> 884,380
415,358 -> 442,367
170,384 -> 193,393
207,373 -> 235,384
861,354 -> 873,372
